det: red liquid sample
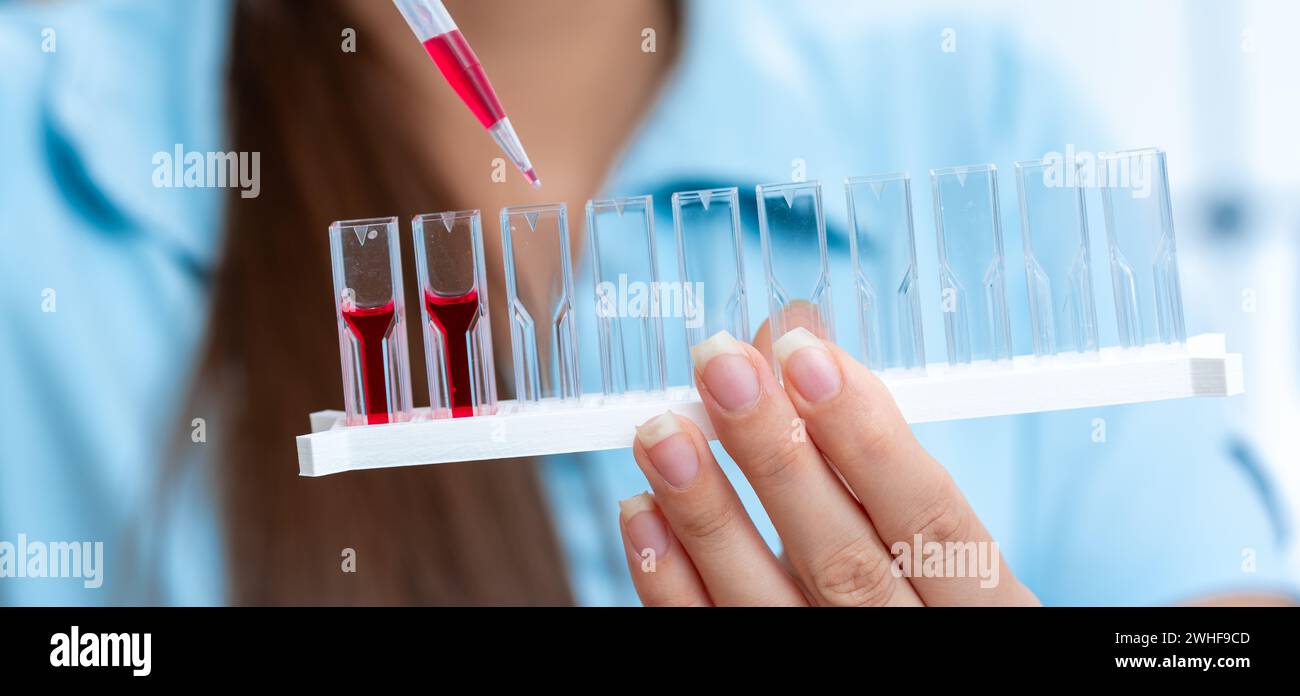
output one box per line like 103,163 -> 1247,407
425,289 -> 481,418
342,300 -> 397,425
422,30 -> 506,129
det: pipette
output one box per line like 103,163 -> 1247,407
392,0 -> 542,188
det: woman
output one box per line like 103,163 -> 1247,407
0,0 -> 1291,605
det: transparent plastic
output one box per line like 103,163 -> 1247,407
930,165 -> 1013,365
500,203 -> 581,405
392,0 -> 457,40
672,187 -> 749,362
303,152 -> 1242,475
757,181 -> 834,377
328,217 -> 414,426
413,210 -> 498,419
1099,148 -> 1186,347
586,195 -> 667,396
393,0 -> 539,186
1015,158 -> 1100,356
845,173 -> 926,373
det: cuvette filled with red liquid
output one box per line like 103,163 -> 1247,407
413,210 -> 498,419
329,217 -> 414,426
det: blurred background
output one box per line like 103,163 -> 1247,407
1,0 -> 1296,605
1008,0 -> 1300,574
885,0 -> 1300,579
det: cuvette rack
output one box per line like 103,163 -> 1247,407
300,149 -> 1244,477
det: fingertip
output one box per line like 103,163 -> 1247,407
635,411 -> 684,449
755,300 -> 825,364
618,491 -> 658,522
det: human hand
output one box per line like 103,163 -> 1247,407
618,325 -> 1039,606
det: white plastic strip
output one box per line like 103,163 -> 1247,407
297,333 -> 1243,477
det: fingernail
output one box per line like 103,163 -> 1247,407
690,330 -> 760,413
773,327 -> 842,404
636,411 -> 699,488
620,493 -> 669,559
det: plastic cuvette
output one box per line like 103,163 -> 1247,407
1015,157 -> 1100,356
845,173 -> 926,373
1099,148 -> 1187,347
672,187 -> 749,365
412,210 -> 498,418
586,195 -> 668,396
756,180 -> 834,377
930,164 -> 1014,365
328,217 -> 414,426
500,203 -> 581,405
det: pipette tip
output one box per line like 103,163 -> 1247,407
486,119 -> 541,189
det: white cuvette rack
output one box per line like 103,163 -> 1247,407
297,333 -> 1243,477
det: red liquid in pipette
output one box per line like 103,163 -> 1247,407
423,30 -> 505,129
425,289 -> 480,418
342,300 -> 397,425
421,29 -> 541,187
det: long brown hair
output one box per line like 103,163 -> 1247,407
202,0 -> 573,605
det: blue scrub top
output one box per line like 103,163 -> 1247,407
1,0 -> 1292,606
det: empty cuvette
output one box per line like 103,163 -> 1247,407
930,164 -> 1014,365
845,173 -> 927,373
1098,148 -> 1186,348
500,203 -> 582,406
1015,157 -> 1100,357
756,180 -> 835,379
